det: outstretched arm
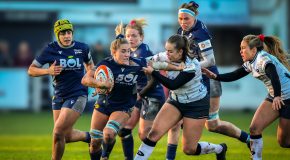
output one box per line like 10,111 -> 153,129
202,66 -> 249,82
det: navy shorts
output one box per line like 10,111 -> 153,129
166,95 -> 210,119
140,97 -> 165,121
94,95 -> 134,116
265,95 -> 290,119
202,66 -> 222,98
52,95 -> 87,114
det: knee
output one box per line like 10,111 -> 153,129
182,146 -> 196,155
90,139 -> 102,152
53,128 -> 65,142
278,138 -> 290,148
103,128 -> 116,143
206,120 -> 219,132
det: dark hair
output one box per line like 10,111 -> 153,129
243,34 -> 290,71
179,1 -> 199,15
167,34 -> 190,62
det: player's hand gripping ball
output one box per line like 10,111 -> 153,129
94,65 -> 114,94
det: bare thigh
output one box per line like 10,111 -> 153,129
148,103 -> 182,142
54,108 -> 81,133
250,100 -> 279,135
182,117 -> 206,151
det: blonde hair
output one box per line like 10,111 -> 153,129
110,21 -> 128,53
125,18 -> 147,37
243,34 -> 290,71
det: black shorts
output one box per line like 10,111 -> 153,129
166,95 -> 210,119
140,97 -> 164,121
265,96 -> 290,119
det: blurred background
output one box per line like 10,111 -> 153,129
0,0 -> 289,112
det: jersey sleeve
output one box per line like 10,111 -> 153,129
258,55 -> 272,74
242,62 -> 252,72
83,44 -> 93,64
33,45 -> 53,67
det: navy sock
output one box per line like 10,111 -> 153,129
166,143 -> 178,160
121,134 -> 134,160
83,131 -> 91,143
239,130 -> 250,143
101,139 -> 116,158
90,149 -> 102,160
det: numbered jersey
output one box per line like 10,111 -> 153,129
33,41 -> 92,99
242,50 -> 290,100
96,57 -> 146,108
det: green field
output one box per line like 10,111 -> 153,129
0,110 -> 289,160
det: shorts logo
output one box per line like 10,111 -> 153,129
94,104 -> 100,109
137,150 -> 144,156
71,100 -> 75,104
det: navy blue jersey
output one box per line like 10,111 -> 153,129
131,43 -> 165,100
33,41 -> 92,99
96,57 -> 147,109
177,19 -> 212,61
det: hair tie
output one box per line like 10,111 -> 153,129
258,34 -> 265,42
189,1 -> 199,8
130,20 -> 136,26
116,34 -> 124,39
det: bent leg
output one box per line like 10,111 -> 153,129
52,108 -> 81,160
250,100 -> 279,160
206,97 -> 249,143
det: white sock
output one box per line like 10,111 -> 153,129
199,142 -> 223,154
251,138 -> 263,160
134,142 -> 155,160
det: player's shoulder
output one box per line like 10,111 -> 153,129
193,20 -> 211,41
73,41 -> 90,50
137,43 -> 153,57
130,57 -> 147,67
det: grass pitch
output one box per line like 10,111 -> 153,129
0,110 -> 289,160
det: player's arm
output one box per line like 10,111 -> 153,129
139,75 -> 158,98
28,60 -> 62,77
202,66 -> 249,82
143,66 -> 195,90
81,68 -> 111,89
199,49 -> 216,68
84,61 -> 94,72
265,63 -> 284,110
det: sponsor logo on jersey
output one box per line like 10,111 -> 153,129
74,49 -> 83,54
59,56 -> 82,70
198,39 -> 212,51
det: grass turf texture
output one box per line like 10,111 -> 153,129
0,110 -> 289,160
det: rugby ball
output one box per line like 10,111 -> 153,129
94,65 -> 114,94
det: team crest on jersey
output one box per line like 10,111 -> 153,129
198,40 -> 212,51
74,49 -> 83,54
